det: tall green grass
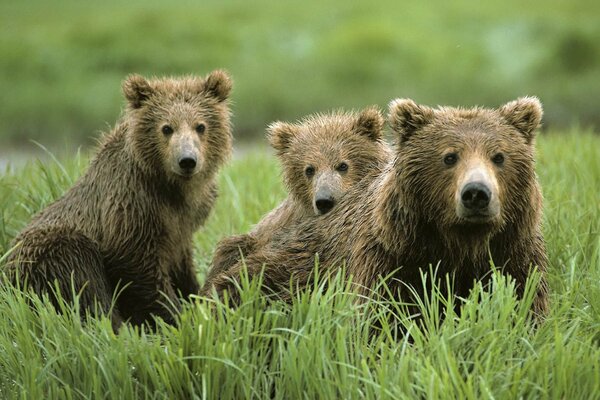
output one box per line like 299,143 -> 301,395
0,131 -> 599,399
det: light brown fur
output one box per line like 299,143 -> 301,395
205,97 -> 549,318
205,108 -> 391,283
5,71 -> 233,328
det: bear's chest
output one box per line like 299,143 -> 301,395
160,203 -> 199,248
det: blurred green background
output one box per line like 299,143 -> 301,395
0,0 -> 598,152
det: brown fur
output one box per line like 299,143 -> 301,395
205,108 -> 391,283
5,71 -> 233,328
205,97 -> 549,318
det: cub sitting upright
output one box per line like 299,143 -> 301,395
6,71 -> 233,327
205,108 -> 390,282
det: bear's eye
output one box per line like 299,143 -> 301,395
305,166 -> 315,178
336,162 -> 348,172
443,153 -> 458,166
492,153 -> 505,165
161,125 -> 174,135
195,123 -> 206,134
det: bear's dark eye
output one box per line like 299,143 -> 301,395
492,153 -> 505,165
336,162 -> 348,172
161,125 -> 174,135
195,123 -> 206,134
305,166 -> 315,178
443,153 -> 458,166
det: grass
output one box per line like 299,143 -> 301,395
0,131 -> 599,398
1,0 -> 600,147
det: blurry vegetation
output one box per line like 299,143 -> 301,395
0,0 -> 599,148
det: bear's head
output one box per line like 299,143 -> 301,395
268,107 -> 388,215
122,70 -> 233,183
388,97 -> 542,241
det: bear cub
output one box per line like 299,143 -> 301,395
205,107 -> 391,283
5,71 -> 233,328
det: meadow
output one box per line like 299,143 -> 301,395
1,1 -> 599,397
0,131 -> 598,399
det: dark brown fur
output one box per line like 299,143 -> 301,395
205,108 -> 391,283
5,71 -> 233,328
205,97 -> 549,318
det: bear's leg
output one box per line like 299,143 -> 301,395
6,226 -> 118,327
172,248 -> 200,299
109,269 -> 182,327
502,234 -> 550,318
202,253 -> 299,306
207,234 -> 258,281
528,235 -> 550,317
201,262 -> 252,305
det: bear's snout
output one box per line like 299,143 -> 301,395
174,150 -> 200,177
461,182 -> 491,211
315,191 -> 335,215
313,173 -> 343,215
178,155 -> 197,171
455,160 -> 500,222
170,130 -> 202,177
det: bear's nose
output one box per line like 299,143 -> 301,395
461,182 -> 491,210
315,197 -> 335,214
178,156 -> 197,171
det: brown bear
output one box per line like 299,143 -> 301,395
4,70 -> 233,328
204,97 -> 549,318
204,108 -> 391,283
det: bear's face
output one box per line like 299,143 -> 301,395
389,97 -> 542,238
122,71 -> 232,183
269,108 -> 386,215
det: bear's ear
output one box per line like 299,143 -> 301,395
122,74 -> 153,109
499,96 -> 543,144
203,69 -> 232,102
388,98 -> 435,142
353,106 -> 384,141
267,121 -> 300,155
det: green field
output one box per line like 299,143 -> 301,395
0,131 -> 598,399
1,0 -> 599,148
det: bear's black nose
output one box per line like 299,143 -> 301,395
461,182 -> 491,210
315,197 -> 335,214
178,157 -> 197,171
